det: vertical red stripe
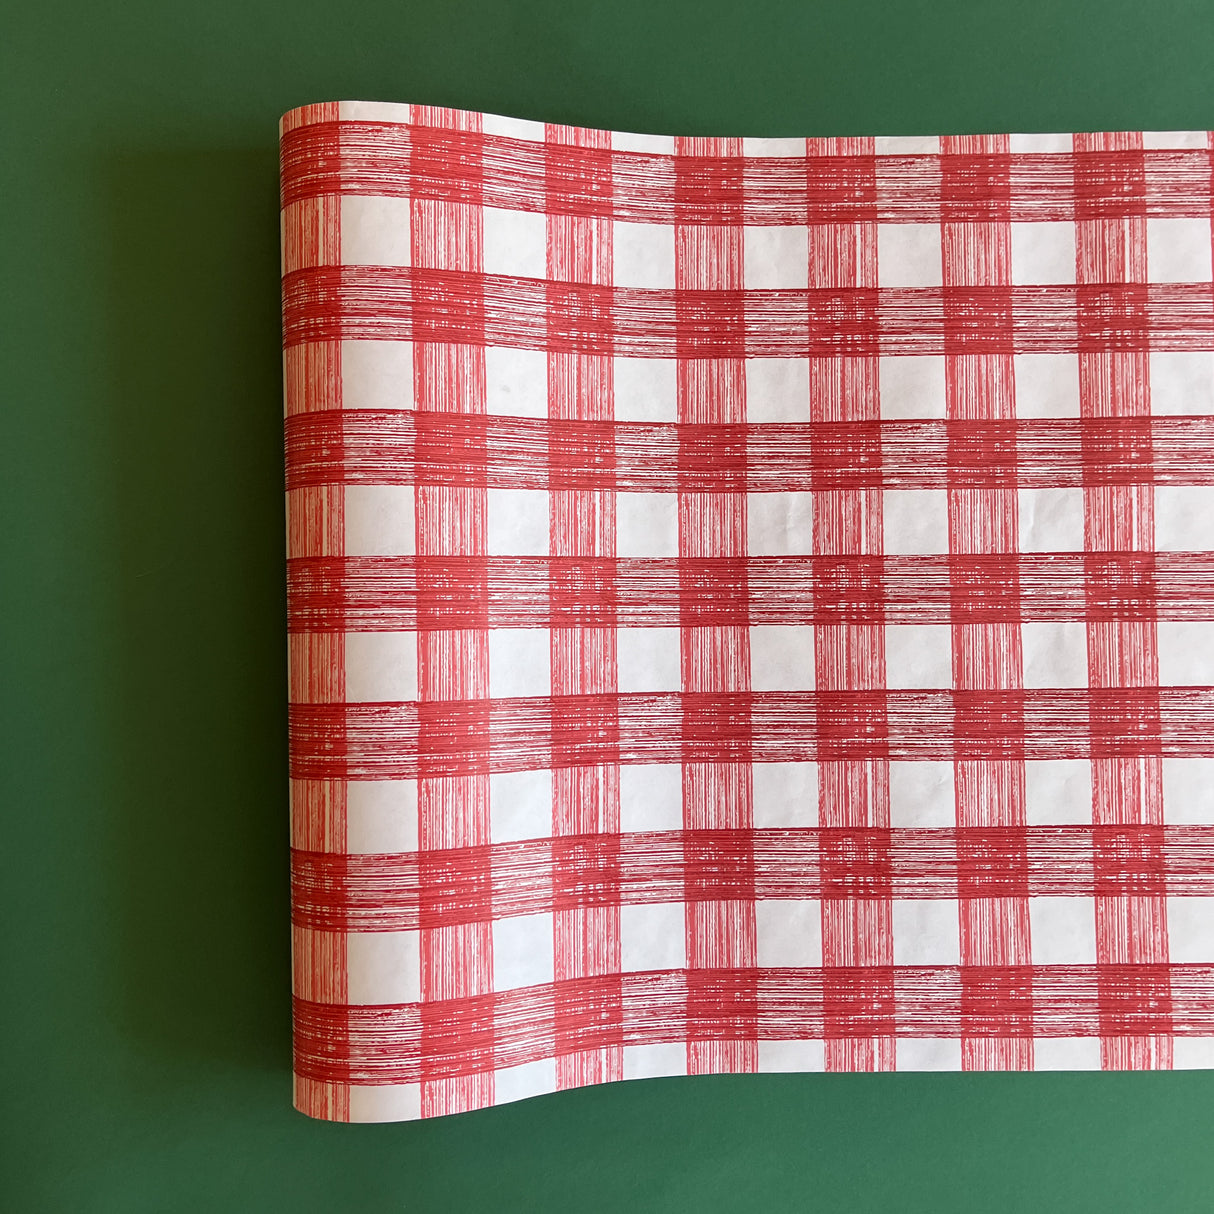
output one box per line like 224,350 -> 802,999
283,100 -> 350,1123
545,121 -> 624,1091
675,136 -> 757,1074
941,134 -> 1033,1071
1075,130 -> 1172,1071
411,104 -> 495,1116
809,136 -> 894,1073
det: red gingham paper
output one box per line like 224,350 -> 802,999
281,101 -> 1214,1122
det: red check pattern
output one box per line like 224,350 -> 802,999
281,102 -> 1214,1122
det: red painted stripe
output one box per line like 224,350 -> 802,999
676,133 -> 757,1075
282,122 -> 1214,224
287,552 -> 1213,631
283,267 -> 1214,356
292,963 -> 1214,1085
1076,131 -> 1172,1071
804,134 -> 895,1072
285,412 -> 1214,492
940,133 -> 1032,1070
293,826 -> 1214,931
409,103 -> 495,1116
281,99 -> 350,1125
545,118 -> 623,1092
288,688 -> 1214,781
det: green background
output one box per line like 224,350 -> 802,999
4,1 -> 1213,1209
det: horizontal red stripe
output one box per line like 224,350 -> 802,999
282,267 -> 1214,356
285,412 -> 1214,492
292,963 -> 1212,1083
287,553 -> 1214,630
287,689 -> 1214,779
291,826 -> 1214,930
281,122 -> 1214,224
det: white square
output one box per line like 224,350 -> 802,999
345,631 -> 417,702
1029,896 -> 1096,964
1018,487 -> 1084,552
491,768 -> 553,843
489,628 -> 550,698
346,780 -> 419,853
486,487 -> 549,556
1169,897 -> 1214,962
348,1083 -> 421,1123
342,340 -> 414,410
750,625 -> 814,691
347,930 -> 420,1004
888,761 -> 955,827
617,493 -> 679,557
745,226 -> 808,289
620,762 -> 684,832
344,484 -> 415,556
1143,131 -> 1210,149
614,221 -> 676,289
885,624 -> 953,689
1033,1038 -> 1101,1070
482,112 -> 546,141
1173,1038 -> 1214,1068
883,489 -> 950,554
493,912 -> 554,989
752,762 -> 818,828
1155,486 -> 1214,551
486,347 -> 548,417
1009,133 -> 1074,153
1147,217 -> 1212,283
620,902 -> 686,972
746,358 -> 809,422
1163,758 -> 1214,823
1011,222 -> 1076,284
878,223 -> 942,288
495,1058 -> 557,1106
757,1039 -> 825,1072
613,131 -> 676,154
1021,621 -> 1088,688
1158,621 -> 1214,685
338,101 -> 409,122
1151,351 -> 1214,415
483,206 -> 547,280
615,357 -> 678,421
1014,353 -> 1081,417
892,899 -> 960,965
875,135 -> 940,155
756,899 -> 822,967
617,627 -> 683,693
341,195 -> 411,267
879,355 -> 946,419
897,1038 -> 962,1071
622,1042 -> 686,1079
1024,760 -> 1092,825
747,492 -> 813,555
742,137 -> 807,157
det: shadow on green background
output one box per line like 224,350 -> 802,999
4,1 -> 1214,1210
103,148 -> 288,1074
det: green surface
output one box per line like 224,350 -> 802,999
4,1 -> 1214,1209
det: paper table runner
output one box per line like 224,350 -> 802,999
281,101 -> 1214,1121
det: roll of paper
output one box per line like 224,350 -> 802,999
282,101 -> 1214,1121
